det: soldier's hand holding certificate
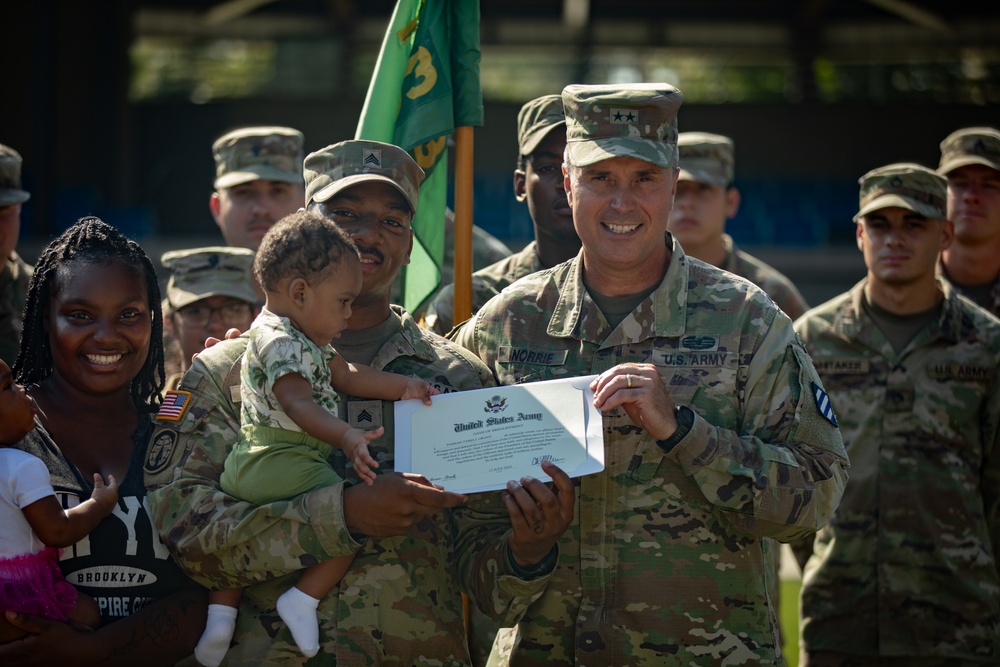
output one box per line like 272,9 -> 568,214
394,375 -> 605,493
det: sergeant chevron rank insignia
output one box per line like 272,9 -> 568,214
348,399 -> 383,430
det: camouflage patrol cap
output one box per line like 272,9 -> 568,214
855,163 -> 947,222
0,144 -> 30,207
937,127 -> 1000,175
677,132 -> 734,187
212,126 -> 304,189
304,140 -> 425,212
517,95 -> 566,156
161,246 -> 258,310
562,83 -> 683,169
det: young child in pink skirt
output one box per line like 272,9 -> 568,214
0,358 -> 119,642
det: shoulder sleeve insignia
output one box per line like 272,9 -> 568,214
144,428 -> 177,475
812,381 -> 838,427
156,390 -> 192,422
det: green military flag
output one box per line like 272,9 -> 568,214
355,0 -> 483,314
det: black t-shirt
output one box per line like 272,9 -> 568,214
15,416 -> 188,625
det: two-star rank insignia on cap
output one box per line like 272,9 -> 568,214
812,382 -> 838,427
157,390 -> 192,422
610,108 -> 637,124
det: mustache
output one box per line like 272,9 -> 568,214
354,244 -> 385,263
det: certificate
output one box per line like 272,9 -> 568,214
394,375 -> 605,494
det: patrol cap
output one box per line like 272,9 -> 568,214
0,144 -> 30,207
212,126 -> 304,189
677,132 -> 734,187
517,95 -> 566,156
304,140 -> 425,212
854,163 -> 947,222
937,126 -> 1000,175
562,83 -> 683,169
161,246 -> 258,310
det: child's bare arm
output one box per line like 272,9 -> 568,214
329,355 -> 440,405
274,371 -> 383,485
21,473 -> 119,548
274,371 -> 356,445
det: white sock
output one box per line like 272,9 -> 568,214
276,586 -> 321,658
195,604 -> 239,667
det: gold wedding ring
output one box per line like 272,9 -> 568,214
626,374 -> 632,389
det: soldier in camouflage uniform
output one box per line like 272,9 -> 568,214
936,126 -> 1000,317
0,144 -> 33,366
668,131 -> 809,320
794,163 -> 1000,666
424,95 -> 580,335
145,139 -> 574,666
454,83 -> 848,666
160,246 -> 258,391
210,126 -> 305,251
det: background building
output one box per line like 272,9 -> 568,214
7,0 -> 999,303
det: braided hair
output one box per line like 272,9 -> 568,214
13,216 -> 166,410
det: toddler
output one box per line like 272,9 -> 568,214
195,211 -> 438,665
0,358 -> 118,643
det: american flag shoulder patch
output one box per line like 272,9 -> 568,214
812,382 -> 838,427
157,390 -> 192,422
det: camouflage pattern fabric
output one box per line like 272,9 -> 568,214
0,143 -> 31,206
425,241 -> 546,335
304,140 -> 425,211
455,234 -> 848,666
853,163 -> 947,222
794,279 -> 1000,662
145,307 -> 553,666
677,131 -> 734,186
213,126 -> 304,189
161,246 -> 258,311
720,234 -> 809,321
938,258 -> 1000,318
562,83 -> 682,169
937,126 -> 1000,175
0,251 -> 32,365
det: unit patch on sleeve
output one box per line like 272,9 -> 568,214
144,428 -> 178,475
812,382 -> 839,427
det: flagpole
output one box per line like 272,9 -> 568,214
453,124 -> 474,324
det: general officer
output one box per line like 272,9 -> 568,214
455,82 -> 848,666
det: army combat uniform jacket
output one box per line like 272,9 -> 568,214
146,308 -> 553,666
425,241 -> 545,335
719,234 -> 809,321
795,280 -> 1000,662
455,236 -> 848,666
0,251 -> 32,365
938,257 -> 1000,318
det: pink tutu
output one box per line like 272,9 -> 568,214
0,547 -> 77,621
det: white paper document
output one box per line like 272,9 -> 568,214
394,375 -> 605,494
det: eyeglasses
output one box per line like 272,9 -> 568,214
176,302 -> 253,327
